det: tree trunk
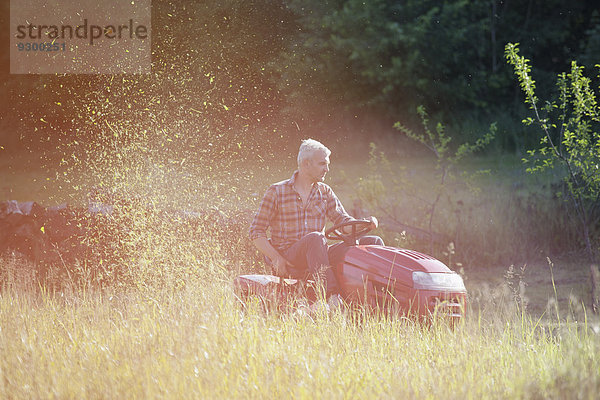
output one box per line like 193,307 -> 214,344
490,0 -> 498,73
591,264 -> 600,313
582,214 -> 596,263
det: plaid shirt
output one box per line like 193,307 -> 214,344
249,171 -> 352,251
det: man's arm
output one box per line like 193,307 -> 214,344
323,185 -> 378,232
249,185 -> 293,275
249,185 -> 277,242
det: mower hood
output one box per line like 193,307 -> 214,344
343,245 -> 454,280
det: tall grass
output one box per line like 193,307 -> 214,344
0,276 -> 598,399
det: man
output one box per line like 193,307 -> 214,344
249,139 -> 384,300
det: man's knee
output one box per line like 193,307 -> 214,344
303,231 -> 327,247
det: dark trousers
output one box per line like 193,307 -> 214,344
280,232 -> 384,296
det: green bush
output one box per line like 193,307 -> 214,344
506,43 -> 600,261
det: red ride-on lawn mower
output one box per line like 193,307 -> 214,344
234,219 -> 467,320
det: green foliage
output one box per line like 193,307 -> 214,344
395,106 -> 496,167
272,0 -> 597,147
579,10 -> 600,71
393,107 -> 495,252
356,108 -> 494,259
506,42 -> 600,260
277,0 -> 495,117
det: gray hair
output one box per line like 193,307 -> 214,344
297,139 -> 331,166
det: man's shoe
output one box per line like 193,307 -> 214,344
308,300 -> 330,314
327,293 -> 343,310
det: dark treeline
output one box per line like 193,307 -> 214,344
273,0 -> 600,150
1,0 -> 599,156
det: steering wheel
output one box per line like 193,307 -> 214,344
325,219 -> 373,245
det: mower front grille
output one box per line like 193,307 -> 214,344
429,296 -> 465,318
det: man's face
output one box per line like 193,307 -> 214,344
305,150 -> 330,183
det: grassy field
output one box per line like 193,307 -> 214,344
0,279 -> 598,399
1,140 -> 599,399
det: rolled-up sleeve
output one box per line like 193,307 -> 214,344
325,186 -> 352,226
249,185 -> 277,241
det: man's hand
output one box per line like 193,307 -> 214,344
252,237 -> 294,277
338,216 -> 379,235
271,254 -> 293,276
368,216 -> 379,230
